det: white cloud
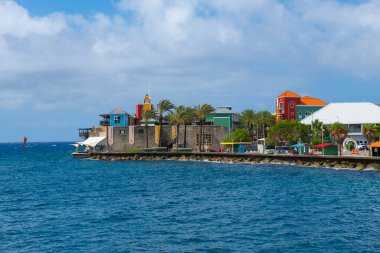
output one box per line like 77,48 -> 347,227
0,0 -> 380,115
0,0 -> 66,37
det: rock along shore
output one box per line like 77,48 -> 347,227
73,152 -> 380,171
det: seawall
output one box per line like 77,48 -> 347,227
73,152 -> 380,171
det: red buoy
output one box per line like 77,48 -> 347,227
23,137 -> 27,150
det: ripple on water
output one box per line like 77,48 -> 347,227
1,143 -> 380,252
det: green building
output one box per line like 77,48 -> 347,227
296,105 -> 324,121
205,106 -> 241,133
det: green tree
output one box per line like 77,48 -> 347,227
267,120 -> 311,147
254,110 -> 276,139
181,106 -> 195,148
141,109 -> 157,148
310,119 -> 323,145
194,104 -> 215,152
167,106 -> 185,147
329,122 -> 348,156
241,109 -> 256,134
156,99 -> 174,147
223,128 -> 251,142
362,123 -> 377,155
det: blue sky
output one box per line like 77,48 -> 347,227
0,0 -> 379,142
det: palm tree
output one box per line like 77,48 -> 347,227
311,119 -> 323,145
181,107 -> 195,148
141,109 -> 157,148
167,106 -> 185,148
241,109 -> 256,134
194,104 -> 215,152
156,99 -> 174,147
362,124 -> 377,156
255,110 -> 276,139
329,122 -> 348,156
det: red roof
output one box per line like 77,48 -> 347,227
301,96 -> 328,106
278,91 -> 301,98
313,143 -> 336,148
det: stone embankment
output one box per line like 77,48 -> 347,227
73,152 -> 380,171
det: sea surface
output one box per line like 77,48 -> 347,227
1,142 -> 380,252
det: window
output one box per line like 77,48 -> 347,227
114,116 -> 121,124
279,102 -> 283,109
119,130 -> 125,135
196,133 -> 212,145
298,112 -> 303,119
349,124 -> 361,133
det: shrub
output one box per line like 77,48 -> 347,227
117,149 -> 141,153
140,147 -> 168,152
171,148 -> 193,152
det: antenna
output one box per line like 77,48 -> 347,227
148,80 -> 151,97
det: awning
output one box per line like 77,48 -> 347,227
291,143 -> 307,147
370,142 -> 380,148
77,137 -> 106,148
313,143 -> 336,148
220,142 -> 252,145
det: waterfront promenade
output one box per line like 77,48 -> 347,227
73,151 -> 380,171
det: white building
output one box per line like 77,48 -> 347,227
301,102 -> 380,144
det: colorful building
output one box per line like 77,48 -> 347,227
100,108 -> 130,127
135,94 -> 155,124
296,96 -> 327,121
276,91 -> 327,121
109,108 -> 129,127
205,106 -> 241,133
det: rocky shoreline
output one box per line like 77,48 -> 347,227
74,152 -> 380,171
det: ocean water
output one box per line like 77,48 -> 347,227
1,142 -> 380,252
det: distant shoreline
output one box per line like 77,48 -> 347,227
73,152 -> 380,171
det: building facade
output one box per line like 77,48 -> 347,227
301,102 -> 380,145
276,91 -> 327,121
99,108 -> 130,127
205,106 -> 241,133
87,125 -> 229,151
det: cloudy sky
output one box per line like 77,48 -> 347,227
1,0 -> 380,142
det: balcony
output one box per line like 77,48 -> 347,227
79,128 -> 91,140
100,120 -> 110,126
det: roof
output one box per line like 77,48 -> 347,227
371,141 -> 380,148
109,107 -> 127,114
77,137 -> 106,148
278,91 -> 301,98
313,143 -> 336,148
300,96 -> 327,106
212,106 -> 234,114
301,102 -> 380,125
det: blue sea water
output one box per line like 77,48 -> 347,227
1,142 -> 380,252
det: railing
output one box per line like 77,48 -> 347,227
79,128 -> 91,139
100,120 -> 110,126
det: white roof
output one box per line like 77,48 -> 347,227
77,137 -> 106,147
212,106 -> 234,114
301,102 -> 380,125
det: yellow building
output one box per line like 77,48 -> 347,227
143,94 -> 153,111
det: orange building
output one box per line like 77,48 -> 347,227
276,91 -> 327,121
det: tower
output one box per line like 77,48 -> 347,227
143,94 -> 153,111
